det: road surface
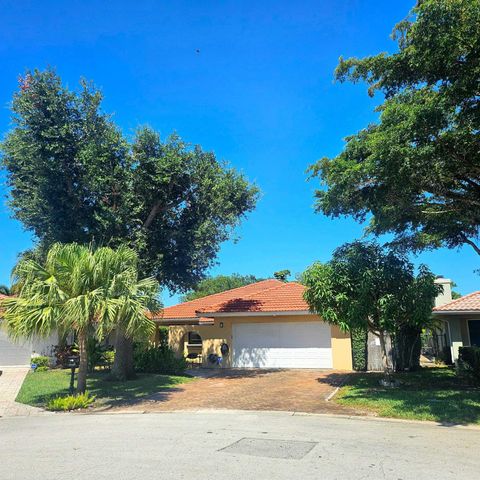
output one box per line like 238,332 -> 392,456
1,410 -> 478,479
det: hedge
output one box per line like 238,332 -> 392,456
458,346 -> 480,383
351,328 -> 368,371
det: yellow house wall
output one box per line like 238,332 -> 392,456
331,325 -> 353,371
169,323 -> 226,361
168,314 -> 353,371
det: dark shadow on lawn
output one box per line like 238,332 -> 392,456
318,368 -> 480,427
26,387 -> 71,407
22,371 -> 193,409
362,389 -> 480,427
87,372 -> 192,408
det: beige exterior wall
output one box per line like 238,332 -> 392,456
167,314 -> 353,371
460,319 -> 470,345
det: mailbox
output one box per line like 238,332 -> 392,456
67,355 -> 80,394
67,356 -> 80,368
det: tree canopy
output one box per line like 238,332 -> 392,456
309,0 -> 480,254
273,270 -> 291,282
1,68 -> 258,379
181,274 -> 263,302
303,241 -> 440,371
1,69 -> 259,291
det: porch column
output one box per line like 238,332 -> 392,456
446,317 -> 464,363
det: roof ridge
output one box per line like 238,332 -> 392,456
434,290 -> 480,310
196,281 -> 301,313
163,279 -> 282,311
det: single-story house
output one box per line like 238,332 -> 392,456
154,279 -> 353,370
433,278 -> 480,363
0,294 -> 59,366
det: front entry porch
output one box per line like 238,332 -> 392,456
440,317 -> 480,362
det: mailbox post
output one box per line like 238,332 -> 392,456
67,355 -> 80,395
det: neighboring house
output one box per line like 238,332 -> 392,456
154,279 -> 353,370
433,279 -> 480,363
0,294 -> 58,366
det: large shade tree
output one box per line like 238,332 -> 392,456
303,242 -> 439,372
309,0 -> 480,255
0,243 -> 159,393
1,69 -> 258,377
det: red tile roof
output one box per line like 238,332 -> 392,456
158,280 -> 310,322
198,281 -> 309,314
433,291 -> 480,312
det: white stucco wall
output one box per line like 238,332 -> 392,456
434,278 -> 453,307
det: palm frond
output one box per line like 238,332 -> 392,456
3,242 -> 160,344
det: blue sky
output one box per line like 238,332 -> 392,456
0,0 -> 478,305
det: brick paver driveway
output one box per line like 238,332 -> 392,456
0,367 -> 46,417
123,369 -> 358,415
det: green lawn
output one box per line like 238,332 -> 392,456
336,367 -> 480,425
16,369 -> 194,408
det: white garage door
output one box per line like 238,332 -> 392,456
0,329 -> 31,366
232,321 -> 332,369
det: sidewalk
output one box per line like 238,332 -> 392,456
0,367 -> 46,417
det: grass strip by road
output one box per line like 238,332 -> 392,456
335,367 -> 480,425
16,369 -> 194,409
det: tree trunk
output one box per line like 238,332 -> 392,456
110,326 -> 136,381
393,329 -> 405,372
378,330 -> 392,374
394,325 -> 422,372
76,330 -> 88,394
408,331 -> 421,370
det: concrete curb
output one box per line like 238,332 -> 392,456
325,375 -> 349,402
85,407 -> 480,431
6,406 -> 480,431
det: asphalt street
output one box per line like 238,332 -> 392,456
1,410 -> 478,479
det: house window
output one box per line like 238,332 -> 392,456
188,331 -> 202,345
468,320 -> 480,347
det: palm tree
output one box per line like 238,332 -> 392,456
0,284 -> 10,295
0,243 -> 159,393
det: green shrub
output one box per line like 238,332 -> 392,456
103,350 -> 115,365
54,344 -> 79,367
157,326 -> 169,348
31,355 -> 50,369
134,344 -> 187,375
351,328 -> 368,371
87,337 -> 114,372
458,346 -> 480,383
46,392 -> 95,411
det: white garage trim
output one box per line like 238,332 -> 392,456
232,321 -> 332,369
